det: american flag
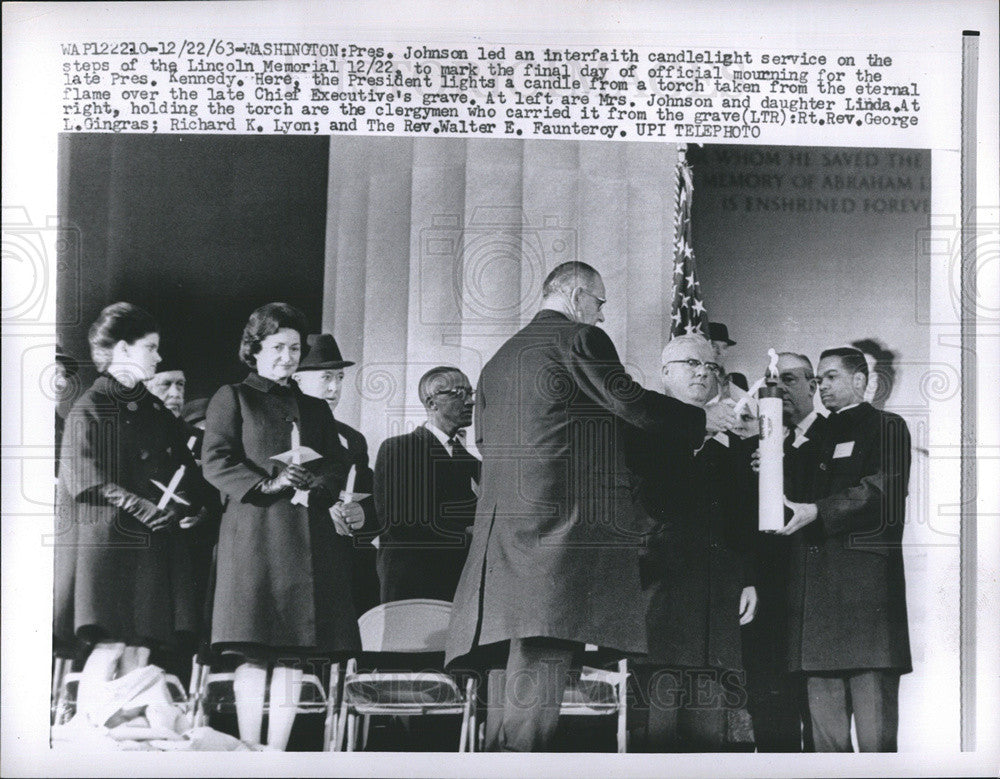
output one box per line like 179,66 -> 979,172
670,145 -> 710,338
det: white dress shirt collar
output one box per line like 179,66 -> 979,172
795,410 -> 819,439
424,421 -> 464,456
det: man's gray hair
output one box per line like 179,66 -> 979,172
661,333 -> 714,365
541,261 -> 601,298
777,351 -> 815,378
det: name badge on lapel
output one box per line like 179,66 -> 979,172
833,441 -> 855,459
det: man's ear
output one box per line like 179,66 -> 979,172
853,371 -> 868,397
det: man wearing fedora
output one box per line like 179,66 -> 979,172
708,321 -> 749,395
292,334 -> 380,618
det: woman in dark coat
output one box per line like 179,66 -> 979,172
201,303 -> 363,750
54,302 -> 204,675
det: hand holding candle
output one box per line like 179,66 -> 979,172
332,464 -> 370,535
330,499 -> 365,536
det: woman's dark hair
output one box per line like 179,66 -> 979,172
239,302 -> 310,369
88,302 -> 159,372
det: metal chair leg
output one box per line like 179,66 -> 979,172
361,714 -> 371,750
346,712 -> 358,751
323,663 -> 340,752
51,657 -> 71,725
459,676 -> 475,752
617,659 -> 628,753
333,659 -> 355,752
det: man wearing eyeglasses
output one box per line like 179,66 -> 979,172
627,333 -> 758,751
447,261 -> 737,752
373,366 -> 480,603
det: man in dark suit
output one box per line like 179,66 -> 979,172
446,261 -> 736,752
630,334 -> 758,751
742,352 -> 825,751
292,333 -> 380,618
373,366 -> 480,603
778,347 -> 912,752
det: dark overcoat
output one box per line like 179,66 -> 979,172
202,373 -> 361,654
178,420 -> 222,639
630,428 -> 757,671
54,375 -> 203,648
446,310 -> 706,666
374,425 -> 480,603
786,402 -> 912,673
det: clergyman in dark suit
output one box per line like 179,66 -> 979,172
373,366 -> 480,603
778,347 -> 912,752
446,261 -> 736,752
292,333 -> 380,618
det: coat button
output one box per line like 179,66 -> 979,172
808,545 -> 819,554
140,450 -> 150,460
709,542 -> 722,551
819,463 -> 827,471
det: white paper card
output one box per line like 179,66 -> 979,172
270,446 -> 323,466
833,441 -> 855,459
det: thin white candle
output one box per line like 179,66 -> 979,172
155,464 -> 186,510
290,421 -> 310,506
344,464 -> 356,496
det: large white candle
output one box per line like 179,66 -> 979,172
344,465 -> 356,496
758,384 -> 785,532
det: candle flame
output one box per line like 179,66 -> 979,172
766,348 -> 779,380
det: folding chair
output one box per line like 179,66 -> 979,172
333,599 -> 477,752
559,658 -> 630,753
193,667 -> 330,738
475,648 -> 630,753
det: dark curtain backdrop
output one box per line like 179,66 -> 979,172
57,134 -> 330,400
